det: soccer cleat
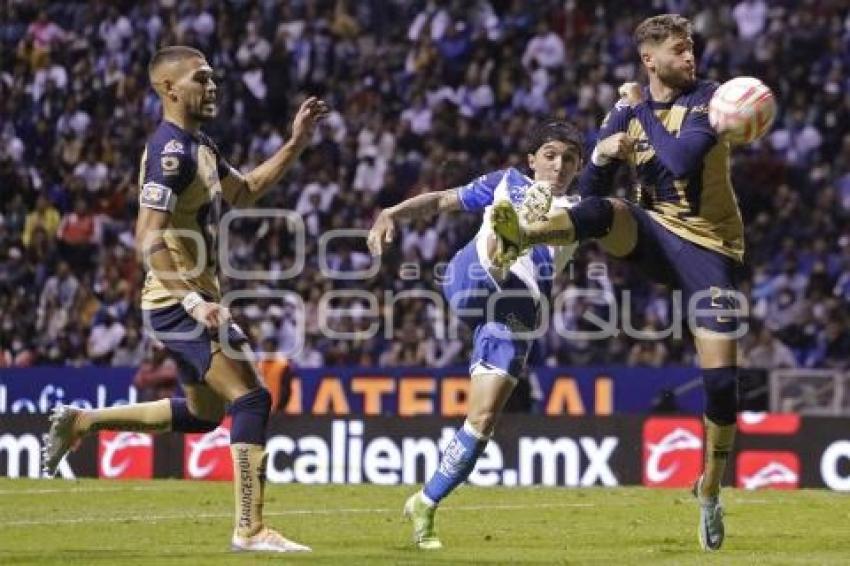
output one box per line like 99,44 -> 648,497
490,200 -> 527,249
403,491 -> 443,550
42,404 -> 83,477
231,527 -> 311,553
692,475 -> 726,551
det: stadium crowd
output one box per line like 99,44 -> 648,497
1,0 -> 849,372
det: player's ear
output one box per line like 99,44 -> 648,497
640,48 -> 654,71
527,152 -> 536,172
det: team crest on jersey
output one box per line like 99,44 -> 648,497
161,155 -> 180,175
163,139 -> 185,154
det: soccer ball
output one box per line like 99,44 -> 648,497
709,77 -> 777,144
519,181 -> 553,223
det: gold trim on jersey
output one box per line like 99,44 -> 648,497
139,144 -> 224,309
627,106 -> 744,261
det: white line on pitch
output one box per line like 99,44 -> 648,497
3,502 -> 595,527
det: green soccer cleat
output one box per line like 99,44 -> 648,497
403,491 -> 443,550
692,475 -> 726,551
490,200 -> 527,249
42,404 -> 83,477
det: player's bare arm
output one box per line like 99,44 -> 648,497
135,206 -> 230,329
367,189 -> 461,256
221,97 -> 329,207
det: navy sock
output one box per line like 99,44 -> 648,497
423,421 -> 488,504
169,398 -> 219,432
228,388 -> 272,446
569,196 -> 614,241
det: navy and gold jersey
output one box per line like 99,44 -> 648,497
581,80 -> 743,261
138,121 -> 235,309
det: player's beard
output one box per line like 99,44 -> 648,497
657,64 -> 695,90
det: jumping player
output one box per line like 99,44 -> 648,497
368,121 -> 584,549
43,46 -> 328,553
491,14 -> 744,551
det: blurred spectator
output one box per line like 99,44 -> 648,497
132,342 -> 179,402
744,325 -> 798,369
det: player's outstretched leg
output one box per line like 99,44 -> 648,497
43,398 -> 215,476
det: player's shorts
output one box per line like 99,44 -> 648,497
626,204 -> 745,335
442,240 -> 540,379
144,303 -> 249,385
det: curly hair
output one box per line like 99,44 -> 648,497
633,14 -> 692,48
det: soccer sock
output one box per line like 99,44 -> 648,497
700,366 -> 738,500
228,388 -> 272,537
423,420 -> 489,505
701,418 -> 736,500
231,444 -> 268,538
75,399 -> 173,434
569,196 -> 614,241
524,207 -> 575,246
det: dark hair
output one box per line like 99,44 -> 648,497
148,45 -> 205,77
526,120 -> 584,156
633,14 -> 692,48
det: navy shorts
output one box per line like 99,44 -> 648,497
442,240 -> 540,378
145,304 -> 249,385
626,204 -> 744,334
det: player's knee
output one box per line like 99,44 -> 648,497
170,398 -> 220,433
228,387 -> 272,445
702,367 -> 738,425
570,196 -> 614,241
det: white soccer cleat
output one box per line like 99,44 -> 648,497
403,491 -> 443,550
231,527 -> 312,553
42,404 -> 83,477
693,474 -> 726,551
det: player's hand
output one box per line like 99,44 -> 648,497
189,301 -> 231,329
291,96 -> 330,148
618,82 -> 644,107
367,210 -> 396,256
596,132 -> 635,160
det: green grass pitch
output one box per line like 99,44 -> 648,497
1,479 -> 847,565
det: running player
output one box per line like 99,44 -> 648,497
42,46 -> 328,553
368,121 -> 584,549
491,15 -> 743,551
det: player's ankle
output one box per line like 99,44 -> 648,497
235,524 -> 264,538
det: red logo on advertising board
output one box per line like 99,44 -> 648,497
737,412 -> 800,435
184,417 -> 232,481
737,451 -> 799,490
642,417 -> 704,487
98,431 -> 153,479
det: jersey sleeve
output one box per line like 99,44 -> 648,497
139,136 -> 196,212
578,101 -> 632,197
631,83 -> 718,178
456,169 -> 506,211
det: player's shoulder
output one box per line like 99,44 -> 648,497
504,167 -> 532,186
147,121 -> 196,157
687,80 -> 720,106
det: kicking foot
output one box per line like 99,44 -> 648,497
490,200 -> 527,250
692,475 -> 725,551
231,527 -> 311,553
403,491 -> 443,550
42,404 -> 83,477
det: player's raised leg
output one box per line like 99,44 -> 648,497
406,363 -> 516,550
203,344 -> 311,553
43,386 -> 222,477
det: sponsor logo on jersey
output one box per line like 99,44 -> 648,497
737,451 -> 799,490
163,139 -> 185,154
642,417 -> 703,487
140,182 -> 173,210
161,155 -> 180,175
184,418 -> 232,480
98,431 -> 154,479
